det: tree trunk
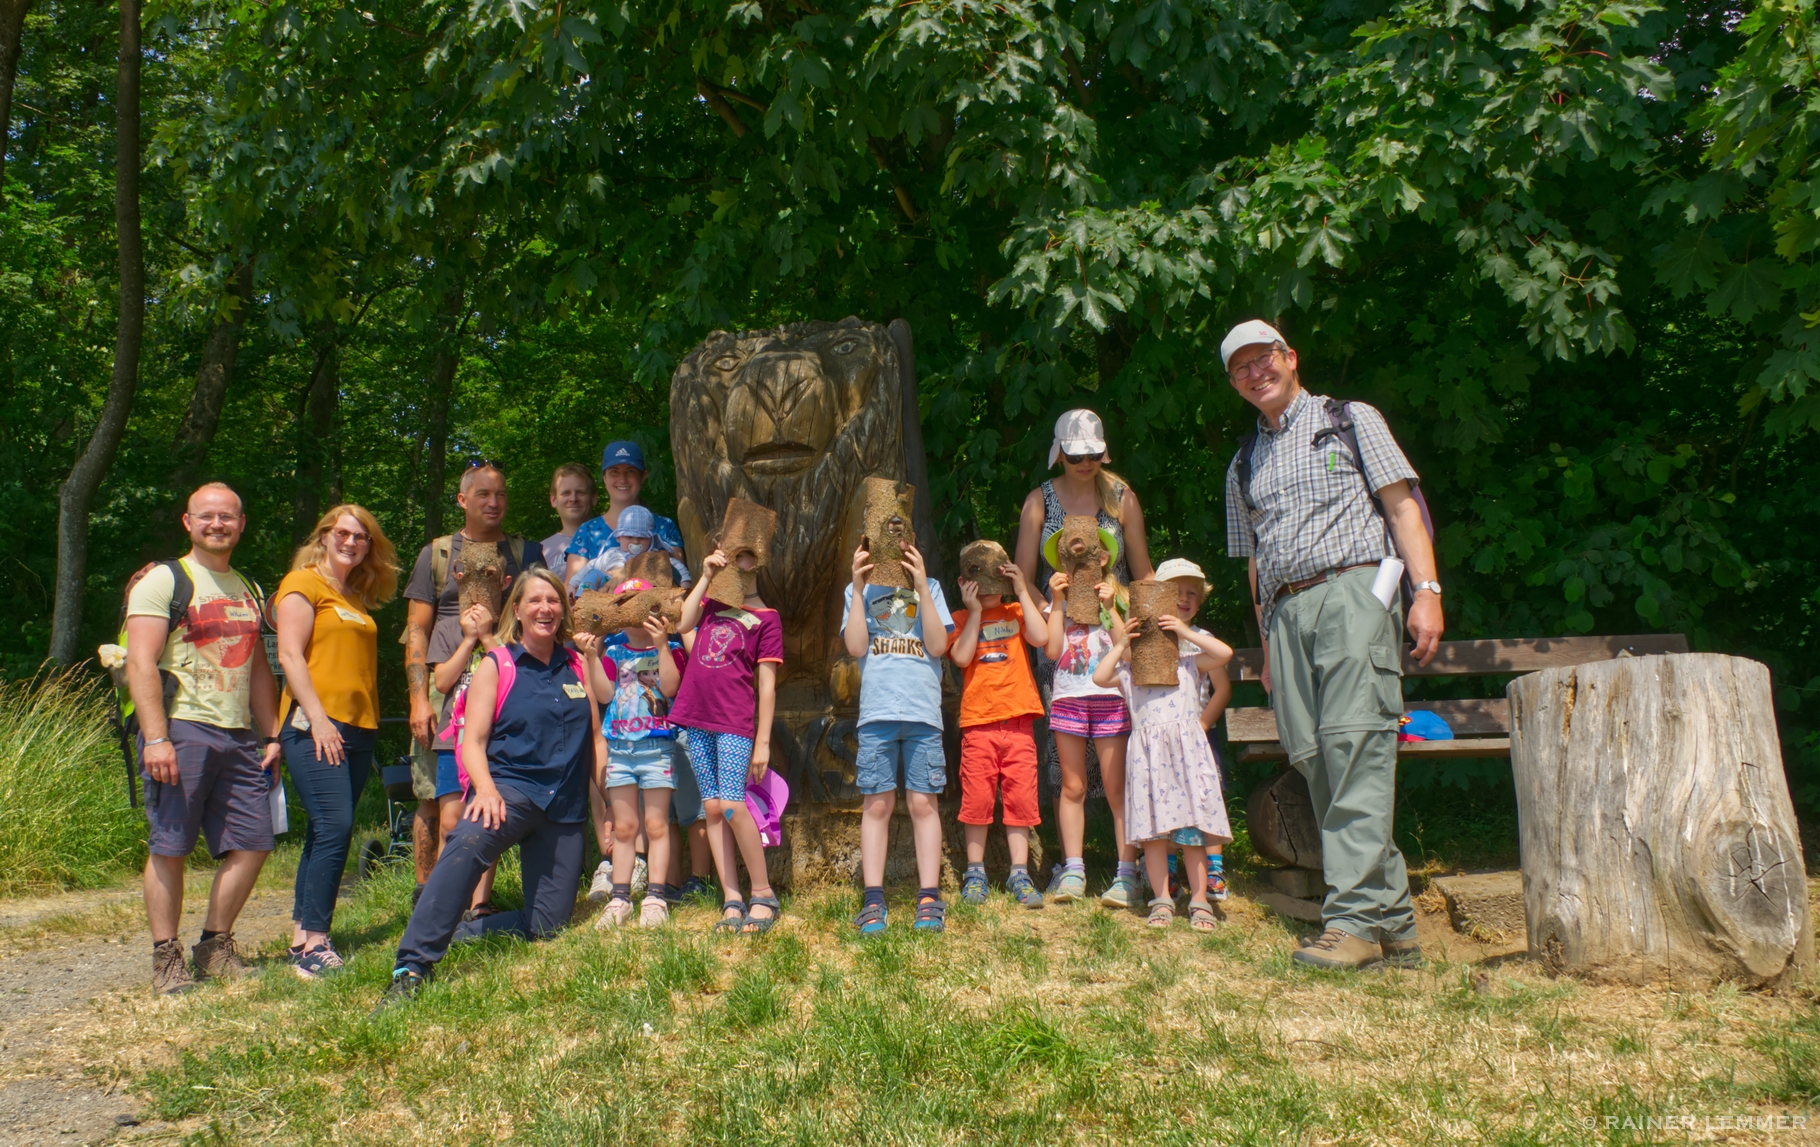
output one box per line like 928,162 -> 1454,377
170,260 -> 253,489
420,286 -> 463,544
0,0 -> 33,206
291,326 -> 339,542
1245,767 -> 1322,869
1508,653 -> 1814,990
48,0 -> 139,665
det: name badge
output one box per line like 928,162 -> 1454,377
718,607 -> 761,630
333,606 -> 368,625
562,683 -> 587,699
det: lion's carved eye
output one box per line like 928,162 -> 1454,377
713,355 -> 740,371
830,340 -> 858,356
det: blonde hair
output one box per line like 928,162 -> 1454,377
550,462 -> 593,495
1094,468 -> 1129,520
290,504 -> 399,608
495,567 -> 574,645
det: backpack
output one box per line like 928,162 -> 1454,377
1233,398 -> 1434,607
439,643 -> 588,795
399,533 -> 536,647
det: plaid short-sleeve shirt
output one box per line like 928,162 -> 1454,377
1224,391 -> 1418,629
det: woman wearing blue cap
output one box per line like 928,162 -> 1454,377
562,440 -> 687,588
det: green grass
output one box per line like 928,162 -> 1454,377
0,671 -> 147,893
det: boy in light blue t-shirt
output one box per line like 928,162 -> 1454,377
841,536 -> 954,934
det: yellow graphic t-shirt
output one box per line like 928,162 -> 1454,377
125,559 -> 264,729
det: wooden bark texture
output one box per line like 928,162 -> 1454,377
1508,653 -> 1814,990
1245,767 -> 1322,870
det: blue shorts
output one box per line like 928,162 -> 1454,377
855,720 -> 946,796
605,739 -> 676,791
680,728 -> 754,805
434,750 -> 463,800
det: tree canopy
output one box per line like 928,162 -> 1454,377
1,0 -> 1815,809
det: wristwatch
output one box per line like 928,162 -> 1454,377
1413,580 -> 1442,596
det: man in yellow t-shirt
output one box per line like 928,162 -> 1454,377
124,482 -> 282,995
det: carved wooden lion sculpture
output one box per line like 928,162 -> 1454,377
670,317 -> 933,712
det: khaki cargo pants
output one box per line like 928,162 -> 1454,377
409,684 -> 447,802
1267,566 -> 1416,943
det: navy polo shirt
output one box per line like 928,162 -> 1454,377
485,644 -> 592,823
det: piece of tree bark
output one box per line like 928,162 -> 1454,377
169,260 -> 253,492
0,0 -> 33,206
291,325 -> 339,543
49,0 -> 139,665
420,285 -> 463,543
1509,653 -> 1814,990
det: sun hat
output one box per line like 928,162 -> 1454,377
1219,320 -> 1287,371
601,439 -> 647,472
1041,524 -> 1121,574
1047,409 -> 1109,468
744,768 -> 790,848
615,505 -> 656,539
1153,558 -> 1207,584
610,578 -> 653,594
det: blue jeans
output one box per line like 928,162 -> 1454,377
280,718 -> 377,934
854,720 -> 946,796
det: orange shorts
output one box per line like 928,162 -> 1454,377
959,717 -> 1041,828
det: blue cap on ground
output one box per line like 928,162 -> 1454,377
615,505 -> 656,539
1400,710 -> 1455,741
601,439 -> 646,472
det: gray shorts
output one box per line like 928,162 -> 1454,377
141,720 -> 275,859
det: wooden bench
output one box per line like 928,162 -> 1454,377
1222,634 -> 1690,763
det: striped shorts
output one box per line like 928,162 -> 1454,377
1048,695 -> 1132,739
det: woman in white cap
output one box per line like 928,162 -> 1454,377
1013,408 -> 1153,588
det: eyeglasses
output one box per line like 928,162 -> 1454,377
1227,345 -> 1283,382
1062,451 -> 1104,465
189,512 -> 240,525
329,528 -> 371,546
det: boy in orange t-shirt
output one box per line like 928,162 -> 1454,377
948,544 -> 1050,908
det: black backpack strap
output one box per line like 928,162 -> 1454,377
165,558 -> 194,633
1234,433 -> 1259,511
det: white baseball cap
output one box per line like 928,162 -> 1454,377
1153,558 -> 1208,584
1048,409 -> 1109,468
1220,319 -> 1287,370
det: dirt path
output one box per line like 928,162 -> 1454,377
0,886 -> 295,1147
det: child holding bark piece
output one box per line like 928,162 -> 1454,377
1154,559 -> 1234,901
1091,581 -> 1234,931
949,540 -> 1049,909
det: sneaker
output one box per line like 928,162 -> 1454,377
1206,868 -> 1230,902
151,939 -> 195,996
1291,927 -> 1383,971
191,933 -> 249,982
1100,873 -> 1141,909
587,860 -> 614,903
1006,870 -> 1044,909
1380,934 -> 1425,969
678,875 -> 712,901
630,855 -> 649,902
292,943 -> 346,982
960,871 -> 988,904
594,896 -> 634,930
638,896 -> 670,928
1048,867 -> 1087,903
373,968 -> 425,1014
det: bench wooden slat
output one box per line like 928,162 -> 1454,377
1226,697 -> 1510,745
1224,634 -> 1687,681
1238,737 -> 1512,763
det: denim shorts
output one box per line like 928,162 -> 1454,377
670,742 -> 704,825
434,750 -> 463,800
605,739 -> 677,791
854,720 -> 946,796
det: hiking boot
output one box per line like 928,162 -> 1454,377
1099,873 -> 1141,909
292,943 -> 345,982
151,939 -> 195,996
960,871 -> 988,905
587,860 -> 614,903
1380,934 -> 1426,969
1291,927 -> 1382,971
373,968 -> 425,1014
1047,867 -> 1087,903
630,855 -> 649,902
191,933 -> 249,982
1006,870 -> 1044,910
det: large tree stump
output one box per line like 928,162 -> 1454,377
1246,768 -> 1322,870
1508,653 -> 1814,990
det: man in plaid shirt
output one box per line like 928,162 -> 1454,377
1222,320 -> 1444,971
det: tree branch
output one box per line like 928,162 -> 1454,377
696,77 -> 748,138
868,136 -> 919,222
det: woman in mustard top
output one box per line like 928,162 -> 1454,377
273,504 -> 399,980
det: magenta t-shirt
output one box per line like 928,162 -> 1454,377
669,605 -> 784,738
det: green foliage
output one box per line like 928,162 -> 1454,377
0,673 -> 145,893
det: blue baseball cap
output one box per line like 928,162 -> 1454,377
601,440 -> 646,472
616,505 -> 657,539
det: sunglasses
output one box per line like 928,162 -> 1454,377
1062,451 -> 1104,465
468,457 -> 505,471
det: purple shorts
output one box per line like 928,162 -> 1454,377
1049,695 -> 1132,739
140,720 -> 275,859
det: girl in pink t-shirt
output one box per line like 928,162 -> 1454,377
671,548 -> 784,934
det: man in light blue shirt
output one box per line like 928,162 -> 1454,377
842,536 -> 953,934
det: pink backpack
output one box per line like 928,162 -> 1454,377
441,645 -> 589,794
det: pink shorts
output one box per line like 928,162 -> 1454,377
1049,695 -> 1132,739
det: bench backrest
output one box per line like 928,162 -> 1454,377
1222,633 -> 1688,682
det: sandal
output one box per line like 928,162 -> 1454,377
853,901 -> 888,935
1146,897 -> 1175,929
461,901 -> 501,923
741,894 -> 782,934
912,895 -> 946,933
1188,900 -> 1218,932
713,900 -> 747,934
